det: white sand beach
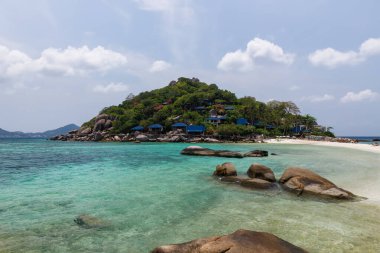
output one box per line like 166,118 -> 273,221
266,138 -> 380,154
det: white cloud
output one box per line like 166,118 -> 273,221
340,89 -> 379,103
93,82 -> 129,93
149,60 -> 171,72
217,38 -> 295,71
302,94 -> 335,103
0,45 -> 127,77
309,38 -> 380,68
134,0 -> 178,12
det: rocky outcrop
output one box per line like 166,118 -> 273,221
74,214 -> 108,229
181,146 -> 244,158
244,150 -> 268,157
247,164 -> 276,182
213,162 -> 237,177
151,229 -> 308,253
279,167 -> 359,200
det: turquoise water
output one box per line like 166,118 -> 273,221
1,139 -> 380,252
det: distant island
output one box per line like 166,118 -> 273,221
52,77 -> 334,142
0,124 -> 79,138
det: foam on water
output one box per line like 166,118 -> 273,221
0,139 -> 380,252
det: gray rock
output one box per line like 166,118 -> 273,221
181,146 -> 244,158
93,119 -> 106,131
136,134 -> 149,142
151,229 -> 308,253
244,150 -> 269,157
94,132 -> 103,141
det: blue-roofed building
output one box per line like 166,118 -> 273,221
224,105 -> 235,110
131,125 -> 144,132
207,115 -> 227,125
236,118 -> 249,125
187,125 -> 205,135
292,125 -> 306,134
172,122 -> 187,131
148,124 -> 164,133
266,124 -> 275,130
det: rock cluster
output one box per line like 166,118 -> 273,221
181,146 -> 270,159
151,229 -> 308,253
214,162 -> 277,189
213,162 -> 363,201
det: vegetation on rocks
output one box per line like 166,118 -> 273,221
81,77 -> 333,137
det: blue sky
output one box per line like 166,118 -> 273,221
0,0 -> 379,135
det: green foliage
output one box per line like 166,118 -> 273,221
81,77 -> 331,137
215,124 -> 257,136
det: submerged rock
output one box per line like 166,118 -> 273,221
244,150 -> 269,157
151,229 -> 308,253
74,214 -> 108,229
279,167 -> 361,200
181,146 -> 244,158
214,162 -> 237,177
247,164 -> 276,182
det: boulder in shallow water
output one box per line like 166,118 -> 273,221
74,214 -> 108,229
247,163 -> 276,182
151,229 -> 308,253
279,167 -> 360,200
213,162 -> 237,177
181,146 -> 244,158
240,178 -> 276,189
244,150 -> 268,157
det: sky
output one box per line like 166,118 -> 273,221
0,0 -> 379,135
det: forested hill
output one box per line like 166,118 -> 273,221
80,77 -> 332,137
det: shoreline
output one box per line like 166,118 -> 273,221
265,138 -> 380,154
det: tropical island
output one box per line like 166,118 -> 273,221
52,77 -> 335,142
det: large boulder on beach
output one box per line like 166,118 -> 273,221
151,229 -> 308,253
247,164 -> 276,182
279,167 -> 358,200
244,150 -> 268,157
181,146 -> 243,158
214,162 -> 237,177
136,134 -> 149,142
74,214 -> 108,229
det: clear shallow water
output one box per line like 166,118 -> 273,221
0,139 -> 380,253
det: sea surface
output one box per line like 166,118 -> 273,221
1,139 -> 380,253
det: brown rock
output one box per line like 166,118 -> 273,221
94,119 -> 106,131
181,146 -> 244,158
151,229 -> 308,253
247,164 -> 276,182
279,167 -> 359,200
213,162 -> 237,177
244,150 -> 268,157
241,178 -> 276,189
